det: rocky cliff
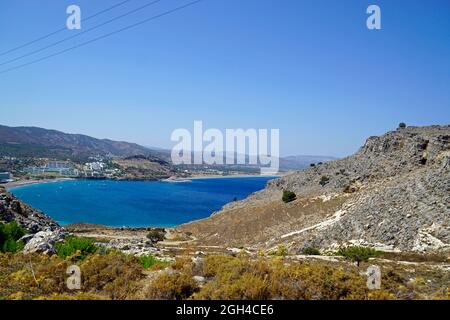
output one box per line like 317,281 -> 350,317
0,185 -> 67,254
179,125 -> 450,253
0,185 -> 61,233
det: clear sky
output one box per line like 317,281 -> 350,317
0,0 -> 449,157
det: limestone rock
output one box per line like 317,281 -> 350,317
23,231 -> 66,255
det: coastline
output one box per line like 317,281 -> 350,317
163,173 -> 283,182
4,174 -> 278,229
4,177 -> 76,191
3,173 -> 283,190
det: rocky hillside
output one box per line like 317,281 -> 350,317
0,185 -> 67,254
0,185 -> 60,233
178,125 -> 450,253
112,155 -> 173,180
0,124 -> 163,159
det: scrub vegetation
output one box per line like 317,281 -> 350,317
1,248 -> 449,300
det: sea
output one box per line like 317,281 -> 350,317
10,176 -> 275,227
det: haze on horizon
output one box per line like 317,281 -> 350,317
0,0 -> 449,158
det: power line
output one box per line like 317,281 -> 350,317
0,0 -> 133,57
0,0 -> 163,67
0,0 -> 204,75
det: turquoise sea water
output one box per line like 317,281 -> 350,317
10,177 -> 275,227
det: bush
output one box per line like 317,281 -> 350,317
79,252 -> 143,299
146,230 -> 165,243
0,222 -> 26,253
143,263 -> 199,300
398,122 -> 406,129
282,190 -> 296,203
191,255 -> 370,300
336,246 -> 381,266
0,252 -> 70,299
319,176 -> 330,187
54,236 -> 99,261
0,251 -> 143,300
302,247 -> 321,255
271,244 -> 289,256
139,255 -> 170,270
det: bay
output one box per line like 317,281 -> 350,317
10,176 -> 275,227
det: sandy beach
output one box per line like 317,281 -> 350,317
3,177 -> 76,190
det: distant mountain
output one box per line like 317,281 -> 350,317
0,125 -> 159,160
170,152 -> 336,172
0,125 -> 336,170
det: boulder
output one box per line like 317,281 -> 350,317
23,230 -> 66,255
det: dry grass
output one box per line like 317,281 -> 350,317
178,195 -> 347,247
1,252 -> 449,300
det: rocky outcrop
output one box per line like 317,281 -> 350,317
22,230 -> 66,255
1,185 -> 65,255
265,125 -> 449,197
179,125 -> 450,253
98,238 -> 160,257
0,185 -> 61,233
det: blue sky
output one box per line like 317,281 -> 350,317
0,0 -> 449,157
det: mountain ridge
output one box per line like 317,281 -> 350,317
0,124 -> 336,171
0,124 -> 164,160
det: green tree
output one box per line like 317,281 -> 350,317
398,122 -> 407,129
302,247 -> 321,255
336,246 -> 381,266
147,230 -> 165,242
0,221 -> 26,253
282,190 -> 296,203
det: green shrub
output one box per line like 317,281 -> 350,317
0,221 -> 26,253
398,122 -> 406,129
302,247 -> 321,255
146,230 -> 165,242
271,244 -> 289,256
319,176 -> 330,187
282,190 -> 296,203
139,255 -> 170,270
336,246 -> 381,266
54,236 -> 99,261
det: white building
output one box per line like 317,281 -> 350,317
85,162 -> 105,171
0,172 -> 12,183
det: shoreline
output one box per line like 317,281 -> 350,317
3,173 -> 282,189
163,173 -> 283,182
3,174 -> 280,229
4,177 -> 75,191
